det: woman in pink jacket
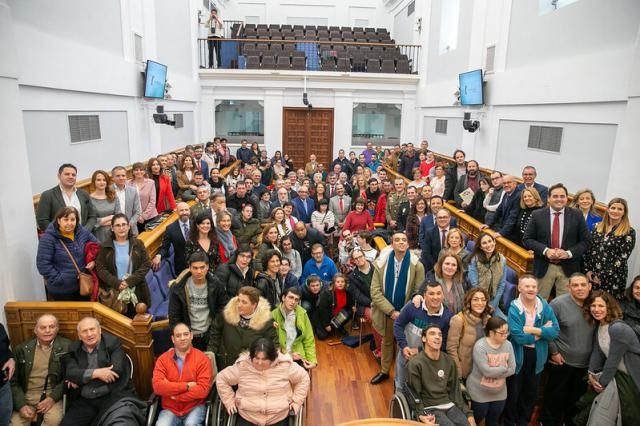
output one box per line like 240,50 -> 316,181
216,338 -> 310,426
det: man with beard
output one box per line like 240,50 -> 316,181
398,143 -> 417,180
444,149 -> 468,202
453,160 -> 485,209
153,202 -> 191,274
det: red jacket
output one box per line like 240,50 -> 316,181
156,174 -> 177,213
152,347 -> 212,416
374,193 -> 388,225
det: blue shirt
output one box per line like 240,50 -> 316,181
300,255 -> 338,285
114,240 -> 130,279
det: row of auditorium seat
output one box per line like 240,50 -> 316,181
244,55 -> 410,74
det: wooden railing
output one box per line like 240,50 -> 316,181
430,151 -> 608,216
383,165 -> 534,276
4,302 -> 154,399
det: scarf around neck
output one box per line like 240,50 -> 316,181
384,251 -> 411,311
216,227 -> 236,259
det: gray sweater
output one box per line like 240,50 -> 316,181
466,337 -> 516,403
548,294 -> 594,368
590,321 -> 640,392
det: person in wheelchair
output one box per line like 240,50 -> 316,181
272,287 -> 317,370
216,338 -> 310,426
152,323 -> 212,426
407,324 -> 476,426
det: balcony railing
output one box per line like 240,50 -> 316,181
198,38 -> 420,74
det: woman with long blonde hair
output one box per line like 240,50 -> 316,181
584,197 -> 636,301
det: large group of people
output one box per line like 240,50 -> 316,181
11,139 -> 637,425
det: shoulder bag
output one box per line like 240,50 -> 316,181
60,241 -> 93,296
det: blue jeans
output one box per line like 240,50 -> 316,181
394,350 -> 409,392
156,404 -> 206,426
472,399 -> 506,426
0,383 -> 12,426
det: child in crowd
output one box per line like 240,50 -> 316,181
315,273 -> 354,340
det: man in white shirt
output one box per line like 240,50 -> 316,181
111,166 -> 141,235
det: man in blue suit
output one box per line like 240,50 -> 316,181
418,196 -> 457,250
292,185 -> 315,224
193,145 -> 209,180
517,165 -> 548,205
420,209 -> 454,272
482,175 -> 521,242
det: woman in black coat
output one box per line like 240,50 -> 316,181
254,249 -> 283,309
95,213 -> 151,317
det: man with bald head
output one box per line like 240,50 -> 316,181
61,317 -> 140,426
11,314 -> 71,425
482,174 -> 522,242
153,202 -> 191,274
290,221 -> 327,265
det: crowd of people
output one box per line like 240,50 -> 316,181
3,139 -> 637,425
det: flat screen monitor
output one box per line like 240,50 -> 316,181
459,69 -> 484,105
144,60 -> 167,99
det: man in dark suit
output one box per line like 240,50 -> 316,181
517,165 -> 549,205
443,149 -> 467,202
61,317 -> 140,425
152,202 -> 191,275
193,145 -> 209,179
292,186 -> 315,224
36,163 -> 97,232
483,175 -> 521,242
421,209 -> 454,272
453,160 -> 485,208
418,196 -> 457,250
523,183 -> 590,299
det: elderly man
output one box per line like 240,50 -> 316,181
11,315 -> 71,426
370,232 -> 425,385
304,154 -> 318,177
61,317 -> 143,426
36,164 -> 97,231
482,174 -> 522,242
152,323 -> 212,426
291,186 -> 315,224
111,166 -> 141,235
190,185 -> 214,219
517,165 -> 548,205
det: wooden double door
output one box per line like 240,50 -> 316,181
282,108 -> 334,171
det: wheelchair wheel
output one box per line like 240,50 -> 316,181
211,396 -> 229,426
388,392 -> 411,419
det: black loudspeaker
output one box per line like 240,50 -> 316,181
463,118 -> 480,133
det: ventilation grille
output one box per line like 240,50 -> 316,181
408,1 -> 415,16
174,113 -> 184,129
69,115 -> 101,143
486,45 -> 496,73
435,119 -> 448,134
528,125 -> 563,153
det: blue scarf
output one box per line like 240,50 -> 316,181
384,251 -> 411,311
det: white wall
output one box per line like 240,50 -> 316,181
24,110 -> 131,193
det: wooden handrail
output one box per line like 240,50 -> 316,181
382,165 -> 534,276
429,151 -> 608,216
4,302 -> 154,399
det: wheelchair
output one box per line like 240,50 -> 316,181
146,351 -> 219,426
389,382 -> 471,422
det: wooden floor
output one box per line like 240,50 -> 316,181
306,326 -> 395,426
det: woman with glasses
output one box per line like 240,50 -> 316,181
466,316 -> 516,426
280,235 -> 302,279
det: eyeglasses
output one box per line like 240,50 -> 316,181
494,330 -> 510,336
352,255 -> 364,260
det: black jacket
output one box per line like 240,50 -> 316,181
291,228 -> 327,265
316,289 -> 354,328
214,262 -> 255,299
160,219 -> 190,275
168,270 -> 228,329
348,263 -> 374,308
254,272 -> 283,309
64,333 -> 135,401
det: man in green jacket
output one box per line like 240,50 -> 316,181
10,314 -> 71,425
272,287 -> 317,369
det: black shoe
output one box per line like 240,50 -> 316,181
370,372 -> 389,384
351,321 -> 360,331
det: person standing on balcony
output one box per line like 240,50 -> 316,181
206,8 -> 223,69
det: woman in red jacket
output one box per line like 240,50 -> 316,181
148,157 -> 176,213
343,198 -> 373,234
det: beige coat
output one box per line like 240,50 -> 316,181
446,311 -> 489,378
370,247 -> 425,336
216,352 -> 310,426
